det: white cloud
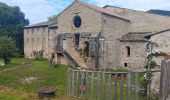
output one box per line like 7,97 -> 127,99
89,0 -> 170,11
0,0 -> 170,24
0,0 -> 73,24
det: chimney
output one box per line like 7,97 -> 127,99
75,0 -> 80,2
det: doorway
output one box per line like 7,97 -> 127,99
84,41 -> 89,57
62,39 -> 67,50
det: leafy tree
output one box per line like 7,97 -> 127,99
0,2 -> 29,55
0,37 -> 18,64
48,15 -> 57,21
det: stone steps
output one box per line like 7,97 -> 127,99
66,47 -> 89,69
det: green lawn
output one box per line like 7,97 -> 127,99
0,58 -> 74,100
0,58 -> 156,100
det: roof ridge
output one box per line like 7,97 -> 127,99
79,1 -> 130,22
129,32 -> 151,34
103,5 -> 170,18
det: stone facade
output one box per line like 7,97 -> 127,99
24,0 -> 170,70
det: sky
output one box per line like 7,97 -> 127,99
0,0 -> 170,24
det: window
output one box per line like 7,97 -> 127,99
124,63 -> 128,67
38,38 -> 40,43
73,15 -> 82,28
32,38 -> 34,43
27,38 -> 29,43
75,34 -> 80,46
126,46 -> 130,57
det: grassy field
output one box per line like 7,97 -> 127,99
0,58 -> 79,100
0,58 -> 157,100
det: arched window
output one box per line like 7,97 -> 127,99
73,15 -> 82,28
126,46 -> 130,57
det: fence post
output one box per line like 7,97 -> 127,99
96,72 -> 100,100
108,73 -> 111,100
91,72 -> 94,100
159,60 -> 166,100
102,72 -> 105,100
114,74 -> 117,100
85,72 -> 88,99
68,68 -> 71,96
134,72 -> 138,100
126,72 -> 131,100
76,71 -> 79,96
72,70 -> 74,96
120,74 -> 124,100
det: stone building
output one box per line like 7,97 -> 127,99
24,0 -> 170,70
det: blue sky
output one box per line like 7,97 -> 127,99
0,0 -> 170,24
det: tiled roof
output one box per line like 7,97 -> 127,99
145,29 -> 170,37
119,32 -> 152,42
24,20 -> 57,28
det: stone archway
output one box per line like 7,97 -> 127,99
83,41 -> 89,57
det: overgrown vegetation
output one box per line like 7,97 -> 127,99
139,40 -> 167,98
0,2 -> 29,55
0,37 -> 18,63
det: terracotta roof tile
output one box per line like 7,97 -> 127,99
120,32 -> 152,42
24,20 -> 57,28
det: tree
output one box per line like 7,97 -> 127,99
48,15 -> 57,21
0,2 -> 29,55
0,37 -> 18,64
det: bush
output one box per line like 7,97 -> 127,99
0,37 -> 18,64
0,61 -> 5,67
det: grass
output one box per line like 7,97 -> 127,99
0,58 -> 155,100
0,58 -> 78,100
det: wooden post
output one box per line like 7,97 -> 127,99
120,74 -> 123,100
76,71 -> 79,96
134,72 -> 138,100
85,72 -> 88,99
72,70 -> 74,96
126,72 -> 131,100
68,68 -> 71,96
96,72 -> 100,100
159,60 -> 166,100
108,73 -> 111,100
91,72 -> 94,100
102,72 -> 105,100
114,74 -> 117,100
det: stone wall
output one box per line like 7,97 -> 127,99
102,14 -> 130,68
119,41 -> 146,70
104,6 -> 170,32
57,1 -> 102,34
24,27 -> 50,59
151,31 -> 170,65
